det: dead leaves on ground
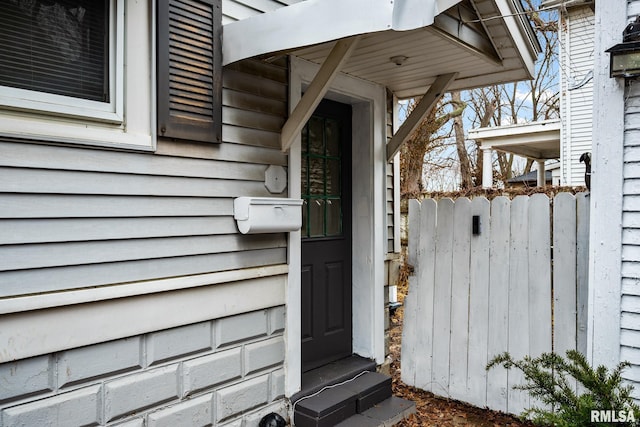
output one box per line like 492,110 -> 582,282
389,308 -> 534,427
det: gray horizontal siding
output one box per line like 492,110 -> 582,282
0,59 -> 289,297
386,94 -> 395,254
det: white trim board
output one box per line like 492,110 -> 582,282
0,265 -> 288,315
586,0 -> 625,369
285,56 -> 387,397
0,274 -> 286,363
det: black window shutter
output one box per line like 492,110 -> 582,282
157,0 -> 222,143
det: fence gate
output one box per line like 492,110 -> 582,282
401,193 -> 589,415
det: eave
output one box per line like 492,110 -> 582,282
222,0 -> 541,99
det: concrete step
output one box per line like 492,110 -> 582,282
292,355 -> 377,404
334,396 -> 416,427
293,372 -> 394,427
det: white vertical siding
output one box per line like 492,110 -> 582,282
560,6 -> 595,186
623,76 -> 640,395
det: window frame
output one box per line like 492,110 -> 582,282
0,0 -> 155,151
0,0 -> 123,123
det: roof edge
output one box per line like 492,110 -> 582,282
222,0 -> 462,66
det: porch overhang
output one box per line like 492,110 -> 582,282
470,119 -> 560,188
469,119 -> 561,160
223,0 -> 541,99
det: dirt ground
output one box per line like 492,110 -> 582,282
388,305 -> 535,427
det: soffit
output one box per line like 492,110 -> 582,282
223,0 -> 540,98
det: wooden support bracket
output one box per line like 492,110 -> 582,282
281,36 -> 360,152
386,73 -> 458,161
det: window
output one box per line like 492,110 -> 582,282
0,0 -> 120,122
0,0 -> 222,149
0,0 -> 154,150
1,1 -> 109,103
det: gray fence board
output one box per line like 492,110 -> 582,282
486,196 -> 511,413
528,194 -> 552,359
508,196 -> 530,415
432,199 -> 454,396
466,197 -> 490,407
402,200 -> 421,387
415,198 -> 437,391
449,198 -> 472,401
402,193 -> 588,415
554,193 -> 578,356
577,193 -> 590,356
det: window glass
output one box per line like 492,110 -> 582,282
0,0 -> 109,102
302,114 -> 344,238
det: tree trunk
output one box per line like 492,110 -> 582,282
452,91 -> 473,189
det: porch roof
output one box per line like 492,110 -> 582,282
468,119 -> 561,160
222,0 -> 541,99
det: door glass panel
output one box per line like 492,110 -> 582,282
309,199 -> 324,237
326,159 -> 341,196
301,157 -> 309,195
302,113 -> 344,238
308,116 -> 324,155
326,119 -> 340,157
309,158 -> 324,195
326,199 -> 342,236
301,124 -> 309,154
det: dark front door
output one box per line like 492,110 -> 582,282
301,99 -> 352,372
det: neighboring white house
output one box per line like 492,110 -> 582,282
470,0 -> 595,188
553,0 -> 595,186
0,0 -> 539,425
589,0 -> 640,400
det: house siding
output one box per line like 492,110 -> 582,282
0,54 -> 291,421
559,5 -> 594,186
0,58 -> 289,298
386,92 -> 396,254
0,307 -> 287,426
623,75 -> 640,396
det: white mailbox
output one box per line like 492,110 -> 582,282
234,197 -> 303,234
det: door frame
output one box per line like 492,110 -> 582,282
285,56 -> 387,397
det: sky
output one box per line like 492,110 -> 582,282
397,0 -> 561,191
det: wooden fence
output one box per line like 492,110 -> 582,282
401,193 -> 590,415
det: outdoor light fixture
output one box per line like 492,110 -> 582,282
390,55 -> 408,66
607,17 -> 640,78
